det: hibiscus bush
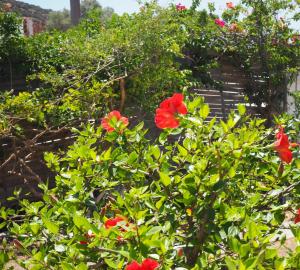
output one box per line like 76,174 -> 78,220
2,94 -> 300,269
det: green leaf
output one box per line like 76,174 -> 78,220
76,263 -> 88,270
103,147 -> 112,160
42,218 -> 59,234
119,250 -> 130,259
240,243 -> 251,257
228,167 -> 236,178
237,104 -> 246,116
265,248 -> 277,259
61,262 -> 73,270
128,151 -> 138,164
152,145 -> 161,160
73,214 -> 91,230
0,222 -> 6,230
225,257 -> 237,270
159,132 -> 168,145
0,251 -> 9,267
156,196 -> 166,210
248,220 -> 258,240
209,174 -> 219,185
30,223 -> 40,235
159,172 -> 171,187
178,144 -> 188,156
104,259 -> 118,269
146,226 -> 162,236
244,257 -> 257,269
200,103 -> 210,119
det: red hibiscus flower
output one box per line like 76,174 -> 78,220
295,209 -> 300,224
126,258 -> 159,270
155,93 -> 188,129
104,216 -> 126,229
226,2 -> 234,9
176,3 -> 186,11
215,18 -> 225,27
274,126 -> 298,164
101,110 -> 129,133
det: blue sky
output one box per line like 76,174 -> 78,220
21,0 -> 299,29
21,0 -> 227,14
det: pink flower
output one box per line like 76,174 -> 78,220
215,18 -> 225,27
101,110 -> 129,133
126,258 -> 159,270
155,93 -> 188,129
176,3 -> 186,11
226,2 -> 234,9
229,23 -> 238,32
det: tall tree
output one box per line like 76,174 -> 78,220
81,0 -> 101,17
47,9 -> 71,31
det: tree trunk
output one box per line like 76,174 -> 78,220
8,57 -> 13,89
70,0 -> 81,26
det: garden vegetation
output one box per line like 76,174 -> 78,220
0,0 -> 300,269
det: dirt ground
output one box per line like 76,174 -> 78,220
5,261 -> 25,270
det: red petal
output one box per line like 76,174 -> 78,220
120,116 -> 129,127
126,261 -> 141,270
159,93 -> 187,114
101,118 -> 115,132
104,216 -> 125,229
108,110 -> 121,120
159,98 -> 174,112
278,149 -> 293,164
155,109 -> 179,129
274,127 -> 293,162
171,94 -> 187,115
274,132 -> 289,150
141,258 -> 159,270
171,93 -> 184,104
101,111 -> 129,132
176,103 -> 188,115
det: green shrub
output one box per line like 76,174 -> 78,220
2,95 -> 300,269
